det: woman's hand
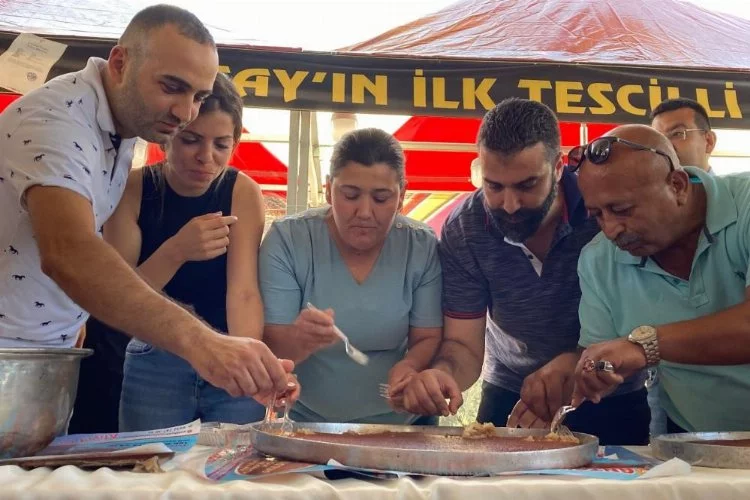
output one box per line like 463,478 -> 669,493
385,360 -> 419,412
167,212 -> 237,263
289,307 -> 341,362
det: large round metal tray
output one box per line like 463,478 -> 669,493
652,432 -> 750,469
248,422 -> 598,476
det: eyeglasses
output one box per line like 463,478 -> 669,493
567,136 -> 675,173
665,128 -> 707,142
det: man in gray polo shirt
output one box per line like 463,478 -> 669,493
401,98 -> 650,444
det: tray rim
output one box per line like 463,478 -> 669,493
247,422 -> 599,476
651,431 -> 750,469
652,431 -> 750,444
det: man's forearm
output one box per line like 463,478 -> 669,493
431,339 -> 483,391
658,302 -> 750,365
401,334 -> 441,372
43,235 -> 207,360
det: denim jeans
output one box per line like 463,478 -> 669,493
120,339 -> 265,432
646,368 -> 668,437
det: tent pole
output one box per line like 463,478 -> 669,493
287,110 -> 301,215
579,123 -> 589,145
309,111 -> 323,207
296,110 -> 312,213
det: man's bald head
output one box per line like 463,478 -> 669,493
119,4 -> 215,63
579,124 -> 680,184
577,125 -> 698,257
609,124 -> 676,156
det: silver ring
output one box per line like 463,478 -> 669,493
596,360 -> 615,373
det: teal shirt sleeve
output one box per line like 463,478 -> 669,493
409,231 -> 443,328
577,243 -> 619,347
258,222 -> 301,325
741,212 -> 750,290
735,182 -> 750,288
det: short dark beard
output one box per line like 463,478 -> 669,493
487,177 -> 557,243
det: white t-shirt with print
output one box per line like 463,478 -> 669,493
0,57 -> 136,347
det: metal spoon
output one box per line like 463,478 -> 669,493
306,302 -> 369,365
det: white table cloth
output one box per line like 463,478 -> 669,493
1,446 -> 749,499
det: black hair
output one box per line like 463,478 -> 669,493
477,98 -> 561,164
120,4 -> 215,51
201,73 -> 243,143
330,128 -> 405,188
650,98 -> 711,131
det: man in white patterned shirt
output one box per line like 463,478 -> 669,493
0,4 -> 295,402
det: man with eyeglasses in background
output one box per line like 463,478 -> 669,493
651,98 -> 717,174
565,124 -> 750,434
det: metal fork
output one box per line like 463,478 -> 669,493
280,396 -> 294,434
263,384 -> 296,433
549,358 -> 615,432
263,392 -> 278,425
306,302 -> 369,365
549,404 -> 577,434
550,395 -> 593,434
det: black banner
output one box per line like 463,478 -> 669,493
2,32 -> 749,128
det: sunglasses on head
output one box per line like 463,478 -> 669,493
567,136 -> 675,173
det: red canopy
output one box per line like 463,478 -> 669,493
0,92 -> 19,111
343,0 -> 750,71
347,0 -> 750,192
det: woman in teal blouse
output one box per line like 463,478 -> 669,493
259,128 -> 443,424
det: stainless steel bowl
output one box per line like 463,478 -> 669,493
0,348 -> 92,458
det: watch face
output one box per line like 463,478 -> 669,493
631,326 -> 655,342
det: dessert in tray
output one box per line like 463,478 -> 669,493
688,439 -> 750,447
272,422 -> 580,452
462,422 -> 580,444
